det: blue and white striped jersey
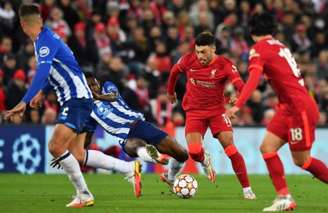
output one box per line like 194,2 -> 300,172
90,81 -> 145,140
23,26 -> 92,105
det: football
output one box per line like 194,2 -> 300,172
173,174 -> 198,199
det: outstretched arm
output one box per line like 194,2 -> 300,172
167,63 -> 183,103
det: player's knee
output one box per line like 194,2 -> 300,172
176,148 -> 189,162
260,142 -> 273,154
292,157 -> 307,168
48,140 -> 65,157
70,148 -> 85,163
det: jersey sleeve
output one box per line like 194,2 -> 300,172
235,47 -> 264,108
102,81 -> 119,95
248,46 -> 265,72
22,36 -> 59,103
167,55 -> 188,95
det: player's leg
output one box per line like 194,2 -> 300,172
291,150 -> 328,184
48,124 -> 94,208
211,113 -> 255,198
124,138 -> 162,163
185,112 -> 216,182
216,131 -> 255,199
156,136 -> 189,186
69,133 -> 136,176
261,132 -> 297,212
288,111 -> 328,184
68,133 -> 142,197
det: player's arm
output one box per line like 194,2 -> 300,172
234,65 -> 262,108
226,63 -> 245,93
93,90 -> 118,102
225,48 -> 264,119
22,38 -> 58,104
5,38 -> 58,119
167,58 -> 186,103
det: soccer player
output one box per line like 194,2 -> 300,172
83,74 -> 188,188
226,12 -> 328,211
4,4 -> 141,208
167,32 -> 256,199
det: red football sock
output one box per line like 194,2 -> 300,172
225,145 -> 250,188
302,157 -> 328,184
263,152 -> 289,196
188,143 -> 204,162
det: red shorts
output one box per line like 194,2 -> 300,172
185,109 -> 232,137
267,107 -> 319,151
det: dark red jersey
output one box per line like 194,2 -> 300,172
167,52 -> 243,111
236,37 -> 318,114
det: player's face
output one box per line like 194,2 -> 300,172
195,45 -> 215,65
87,77 -> 101,94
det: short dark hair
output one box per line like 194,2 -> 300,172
19,4 -> 40,17
195,32 -> 215,46
249,12 -> 277,36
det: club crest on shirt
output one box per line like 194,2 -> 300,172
210,69 -> 217,78
39,46 -> 50,57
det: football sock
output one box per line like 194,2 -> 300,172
302,157 -> 328,184
224,145 -> 250,188
136,147 -> 156,163
85,150 -> 133,174
168,158 -> 184,182
58,151 -> 90,194
263,152 -> 289,196
188,143 -> 205,162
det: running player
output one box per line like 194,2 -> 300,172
5,4 -> 140,208
167,32 -> 255,199
226,12 -> 328,211
82,73 -> 188,189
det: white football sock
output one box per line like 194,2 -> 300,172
59,151 -> 90,194
85,150 -> 133,174
136,147 -> 156,163
168,158 -> 183,181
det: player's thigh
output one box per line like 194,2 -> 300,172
124,138 -> 147,157
216,131 -> 234,148
185,112 -> 208,139
68,132 -> 87,163
48,123 -> 77,157
156,136 -> 188,162
291,150 -> 311,167
287,110 -> 317,152
260,131 -> 286,154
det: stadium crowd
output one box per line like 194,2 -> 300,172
1,0 -> 328,127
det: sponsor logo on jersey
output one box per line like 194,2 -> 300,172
39,46 -> 50,57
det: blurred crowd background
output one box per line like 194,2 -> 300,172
1,0 -> 328,128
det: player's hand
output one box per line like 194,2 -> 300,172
30,91 -> 45,109
225,106 -> 240,120
4,101 -> 26,122
167,93 -> 177,104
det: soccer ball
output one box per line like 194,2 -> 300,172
173,174 -> 198,199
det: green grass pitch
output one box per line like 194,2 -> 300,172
0,174 -> 327,213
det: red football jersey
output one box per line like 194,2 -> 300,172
243,37 -> 317,112
167,52 -> 243,111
